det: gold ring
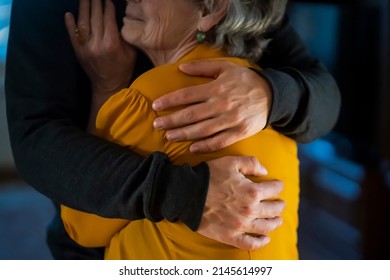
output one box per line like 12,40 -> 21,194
75,27 -> 85,44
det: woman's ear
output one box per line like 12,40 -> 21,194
198,0 -> 228,32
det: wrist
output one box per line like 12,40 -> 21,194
261,77 -> 273,127
259,68 -> 304,127
252,69 -> 273,128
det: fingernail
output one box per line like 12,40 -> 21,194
152,100 -> 162,111
166,132 -> 177,141
263,237 -> 271,245
260,165 -> 268,175
190,145 -> 200,153
153,119 -> 164,129
179,63 -> 190,69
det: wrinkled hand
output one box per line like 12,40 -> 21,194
152,60 -> 272,153
64,0 -> 137,96
198,156 -> 285,250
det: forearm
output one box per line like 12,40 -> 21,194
259,16 -> 341,142
87,97 -> 100,134
6,109 -> 209,228
261,65 -> 340,142
5,0 -> 209,230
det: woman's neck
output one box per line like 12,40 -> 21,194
144,41 -> 199,66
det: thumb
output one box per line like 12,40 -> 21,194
179,60 -> 227,79
234,156 -> 268,177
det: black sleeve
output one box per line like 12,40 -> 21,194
258,16 -> 341,143
4,0 -> 208,231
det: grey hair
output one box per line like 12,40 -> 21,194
194,0 -> 288,61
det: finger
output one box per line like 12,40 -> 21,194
229,233 -> 271,250
165,117 -> 231,142
189,129 -> 241,153
233,156 -> 268,177
104,0 -> 119,38
249,217 -> 283,235
153,60 -> 238,111
179,60 -> 230,78
256,180 -> 284,201
91,0 -> 104,38
257,201 -> 286,218
64,12 -> 78,47
77,0 -> 91,35
152,82 -> 214,111
153,102 -> 217,130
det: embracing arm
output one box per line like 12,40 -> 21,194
151,16 -> 341,152
4,0 -> 207,230
259,15 -> 341,142
5,0 -> 282,249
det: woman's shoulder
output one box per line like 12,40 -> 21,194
126,45 -> 260,100
130,63 -> 210,100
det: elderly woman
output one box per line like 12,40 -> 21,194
61,0 -> 297,259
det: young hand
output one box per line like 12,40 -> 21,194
199,156 -> 285,250
152,60 -> 272,153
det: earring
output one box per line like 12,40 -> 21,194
196,29 -> 206,43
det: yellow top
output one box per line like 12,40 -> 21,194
61,45 -> 300,260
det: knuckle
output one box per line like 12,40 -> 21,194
162,117 -> 173,128
238,123 -> 250,136
228,156 -> 239,167
233,234 -> 246,247
212,83 -> 226,95
228,238 -> 241,249
258,206 -> 266,218
197,126 -> 212,137
179,89 -> 192,103
226,110 -> 241,125
231,218 -> 245,231
212,140 -> 227,151
240,205 -> 255,217
182,109 -> 196,122
248,156 -> 258,168
234,109 -> 245,122
246,186 -> 260,200
218,98 -> 232,112
205,141 -> 216,153
202,140 -> 214,153
89,44 -> 102,57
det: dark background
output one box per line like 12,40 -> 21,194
0,0 -> 389,259
288,0 -> 390,259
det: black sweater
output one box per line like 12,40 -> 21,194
5,0 -> 340,231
